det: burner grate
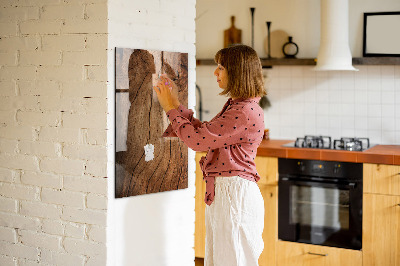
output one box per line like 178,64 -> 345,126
333,137 -> 370,151
286,136 -> 372,151
295,135 -> 332,149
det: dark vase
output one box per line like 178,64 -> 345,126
282,36 -> 299,58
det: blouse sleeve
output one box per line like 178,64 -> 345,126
162,104 -> 202,137
165,106 -> 249,152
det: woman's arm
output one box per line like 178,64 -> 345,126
154,75 -> 255,152
176,104 -> 202,127
153,74 -> 204,138
165,106 -> 249,151
162,104 -> 203,137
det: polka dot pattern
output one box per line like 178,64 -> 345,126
162,97 -> 265,205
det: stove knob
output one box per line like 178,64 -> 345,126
334,164 -> 341,174
298,161 -> 305,171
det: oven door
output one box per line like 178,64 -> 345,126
278,176 -> 362,250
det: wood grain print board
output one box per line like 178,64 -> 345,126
115,48 -> 188,198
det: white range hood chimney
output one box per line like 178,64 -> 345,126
314,0 -> 358,71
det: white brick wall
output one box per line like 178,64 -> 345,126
0,0 -> 108,265
2,0 -> 198,264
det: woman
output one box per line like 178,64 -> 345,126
153,44 -> 267,266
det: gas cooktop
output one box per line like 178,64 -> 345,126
282,135 -> 375,151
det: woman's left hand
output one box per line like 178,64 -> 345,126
153,76 -> 176,113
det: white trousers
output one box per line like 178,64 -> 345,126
205,176 -> 265,266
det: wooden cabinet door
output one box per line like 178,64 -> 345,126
364,164 -> 400,196
195,152 -> 207,258
363,193 -> 400,266
255,156 -> 278,186
276,241 -> 362,266
259,185 -> 278,266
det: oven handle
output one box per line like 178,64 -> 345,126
280,177 -> 357,189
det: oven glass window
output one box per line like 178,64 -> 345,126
290,186 -> 349,230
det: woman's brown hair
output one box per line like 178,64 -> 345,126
214,44 -> 267,99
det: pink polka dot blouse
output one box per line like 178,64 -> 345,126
162,97 -> 265,205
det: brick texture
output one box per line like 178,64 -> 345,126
42,219 -> 64,236
40,249 -> 85,266
0,226 -> 17,243
64,222 -> 85,239
0,1 -> 108,264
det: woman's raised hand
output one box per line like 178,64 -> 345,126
153,75 -> 176,113
160,74 -> 180,108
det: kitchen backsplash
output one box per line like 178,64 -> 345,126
196,65 -> 400,145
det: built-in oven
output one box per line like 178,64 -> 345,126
278,158 -> 363,250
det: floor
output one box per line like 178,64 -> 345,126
195,257 -> 204,266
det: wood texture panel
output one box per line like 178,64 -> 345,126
259,185 -> 278,266
363,193 -> 400,266
363,164 -> 400,196
115,48 -> 189,198
195,152 -> 207,258
276,241 -> 362,266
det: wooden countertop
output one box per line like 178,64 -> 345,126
256,139 -> 400,165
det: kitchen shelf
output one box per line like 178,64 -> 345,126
260,58 -> 316,67
196,57 -> 400,67
352,57 -> 400,65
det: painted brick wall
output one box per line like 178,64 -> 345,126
107,0 -> 197,265
0,0 -> 108,265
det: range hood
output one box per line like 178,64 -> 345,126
314,0 -> 358,71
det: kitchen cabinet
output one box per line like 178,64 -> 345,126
363,193 -> 400,266
256,157 -> 278,266
363,163 -> 400,196
363,163 -> 400,266
276,241 -> 362,266
259,184 -> 278,266
194,154 -> 279,265
195,156 -> 400,265
255,156 -> 278,186
195,151 -> 207,258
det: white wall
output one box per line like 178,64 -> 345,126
0,1 -> 108,265
196,0 -> 400,145
264,65 -> 400,144
107,1 -> 197,266
197,64 -> 400,145
196,0 -> 319,59
196,0 -> 400,58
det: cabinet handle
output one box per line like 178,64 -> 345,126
397,204 -> 400,207
307,252 -> 328,256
